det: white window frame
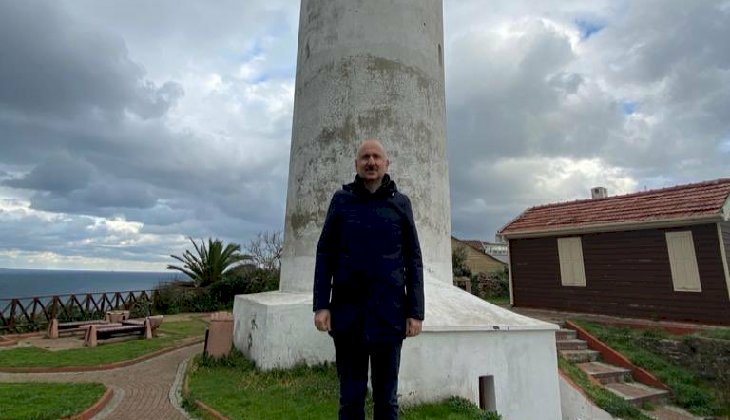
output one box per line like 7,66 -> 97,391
665,231 -> 702,292
557,237 -> 586,287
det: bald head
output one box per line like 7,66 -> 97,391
356,139 -> 388,160
355,139 -> 390,191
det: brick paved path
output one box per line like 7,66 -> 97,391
0,343 -> 203,419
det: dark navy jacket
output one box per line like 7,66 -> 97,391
313,174 -> 424,343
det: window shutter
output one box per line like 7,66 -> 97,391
665,231 -> 701,292
558,237 -> 586,287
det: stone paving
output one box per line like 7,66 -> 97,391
0,342 -> 203,419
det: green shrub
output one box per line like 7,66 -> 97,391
129,300 -> 152,318
470,269 -> 510,299
152,267 -> 279,314
152,281 -> 221,314
452,245 -> 472,278
215,266 -> 279,300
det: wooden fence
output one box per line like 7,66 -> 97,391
0,290 -> 154,333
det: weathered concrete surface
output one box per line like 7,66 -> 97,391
233,291 -> 335,369
280,0 -> 451,292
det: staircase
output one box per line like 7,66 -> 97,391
555,327 -> 701,419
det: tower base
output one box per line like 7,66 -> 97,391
232,279 -> 562,419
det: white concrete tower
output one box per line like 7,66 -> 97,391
279,0 -> 452,292
234,2 -> 562,418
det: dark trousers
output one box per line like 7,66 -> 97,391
333,336 -> 403,420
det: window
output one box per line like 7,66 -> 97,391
558,237 -> 586,287
665,231 -> 702,292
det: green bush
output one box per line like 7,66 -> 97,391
215,266 -> 279,301
152,267 -> 279,314
152,281 -> 220,314
129,300 -> 152,318
470,269 -> 510,299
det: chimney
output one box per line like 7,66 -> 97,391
591,186 -> 607,199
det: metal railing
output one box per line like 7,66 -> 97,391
0,290 -> 154,333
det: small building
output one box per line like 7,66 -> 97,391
483,241 -> 509,264
499,178 -> 730,325
451,236 -> 507,275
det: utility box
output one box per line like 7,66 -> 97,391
205,311 -> 234,359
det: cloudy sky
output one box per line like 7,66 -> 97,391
0,1 -> 728,270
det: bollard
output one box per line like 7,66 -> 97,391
204,312 -> 234,359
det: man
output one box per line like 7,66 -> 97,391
313,139 -> 424,420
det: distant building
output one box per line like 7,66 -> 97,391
500,178 -> 730,325
451,236 -> 507,275
460,239 -> 509,264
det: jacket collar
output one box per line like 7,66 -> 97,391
344,174 -> 397,198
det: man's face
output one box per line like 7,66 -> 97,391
355,140 -> 389,183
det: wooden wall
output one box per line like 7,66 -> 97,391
722,222 -> 730,266
509,223 -> 730,325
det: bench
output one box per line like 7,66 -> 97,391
122,315 -> 163,331
84,318 -> 152,347
47,319 -> 110,339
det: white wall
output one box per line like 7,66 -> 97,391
233,281 -> 563,420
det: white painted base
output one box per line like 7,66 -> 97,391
232,279 -> 562,419
400,328 -> 561,419
232,291 -> 335,369
559,375 -> 613,420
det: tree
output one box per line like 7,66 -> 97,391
168,237 -> 250,287
452,245 -> 472,278
245,230 -> 283,271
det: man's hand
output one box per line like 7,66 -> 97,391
314,309 -> 331,332
406,318 -> 422,337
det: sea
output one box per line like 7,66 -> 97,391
0,268 -> 183,300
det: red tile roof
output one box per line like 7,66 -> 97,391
500,178 -> 730,237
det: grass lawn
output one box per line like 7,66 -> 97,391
483,296 -> 510,306
0,382 -> 105,420
0,319 -> 207,369
573,320 -> 728,418
186,351 -> 500,420
696,327 -> 730,341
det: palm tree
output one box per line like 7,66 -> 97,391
168,237 -> 250,287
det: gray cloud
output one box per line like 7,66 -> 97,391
0,0 -> 297,268
0,2 -> 183,120
4,153 -> 94,193
0,0 -> 727,269
444,0 -> 730,240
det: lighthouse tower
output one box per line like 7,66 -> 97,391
233,2 -> 561,418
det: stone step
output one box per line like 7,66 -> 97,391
577,361 -> 632,384
555,328 -> 577,340
642,405 -> 703,420
556,339 -> 587,351
604,382 -> 670,407
559,349 -> 600,363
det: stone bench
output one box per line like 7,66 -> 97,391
47,319 -> 110,339
122,315 -> 163,331
84,319 -> 152,347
